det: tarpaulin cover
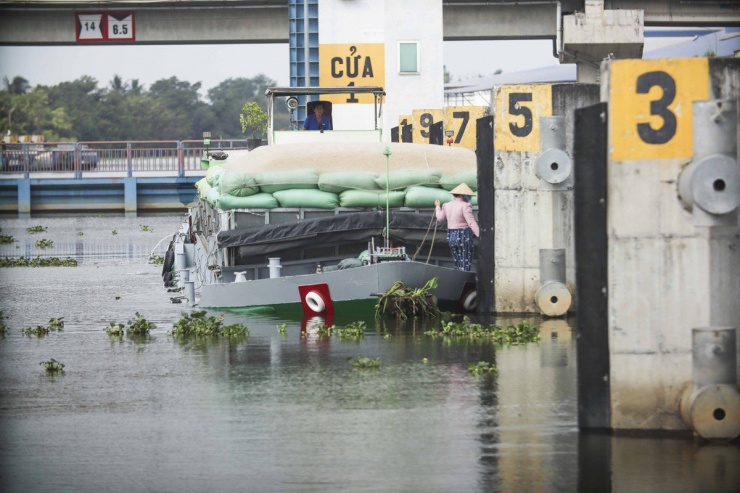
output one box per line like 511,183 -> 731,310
217,211 -> 447,256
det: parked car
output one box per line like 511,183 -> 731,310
31,145 -> 98,171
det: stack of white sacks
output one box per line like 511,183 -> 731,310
195,141 -> 478,210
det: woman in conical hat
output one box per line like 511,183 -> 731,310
434,183 -> 479,272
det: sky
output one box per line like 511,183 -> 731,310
0,39 -> 560,98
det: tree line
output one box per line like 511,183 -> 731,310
0,74 -> 288,142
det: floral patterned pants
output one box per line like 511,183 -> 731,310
447,228 -> 474,271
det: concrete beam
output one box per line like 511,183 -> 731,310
443,4 -> 557,41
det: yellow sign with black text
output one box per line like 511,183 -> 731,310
443,106 -> 487,149
319,43 -> 385,104
412,109 -> 443,144
609,58 -> 709,161
494,84 -> 552,152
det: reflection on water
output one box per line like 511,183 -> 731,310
0,216 -> 737,493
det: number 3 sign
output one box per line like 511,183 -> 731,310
609,58 -> 709,161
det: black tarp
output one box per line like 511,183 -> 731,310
217,211 -> 447,257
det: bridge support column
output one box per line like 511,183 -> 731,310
17,179 -> 30,218
124,177 -> 137,218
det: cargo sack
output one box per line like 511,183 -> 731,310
404,186 -> 454,208
220,171 -> 260,197
318,171 -> 379,193
195,178 -> 212,200
206,165 -> 226,186
440,170 -> 477,191
375,168 -> 442,190
206,187 -> 221,205
256,169 -> 319,194
273,189 -> 339,209
339,190 -> 406,208
216,193 -> 279,210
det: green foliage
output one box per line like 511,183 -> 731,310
35,239 -> 54,249
334,321 -> 366,341
276,323 -> 287,335
41,358 -> 65,373
468,361 -> 498,377
425,317 -> 540,346
0,311 -> 7,336
170,311 -> 249,338
148,254 -> 164,265
316,324 -> 334,338
0,235 -> 14,244
0,256 -> 78,267
351,357 -> 381,369
77,231 -> 84,236
140,224 -> 153,232
240,101 -> 267,139
126,312 -> 156,336
27,225 -> 47,233
48,317 -> 64,330
104,321 -> 125,338
375,277 -> 441,319
112,230 -> 118,235
22,325 -> 50,337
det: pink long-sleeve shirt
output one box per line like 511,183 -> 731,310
435,196 -> 480,237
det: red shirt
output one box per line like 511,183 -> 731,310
435,196 -> 479,237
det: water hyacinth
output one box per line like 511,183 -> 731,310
425,317 -> 540,346
0,257 -> 78,268
334,321 -> 366,340
468,361 -> 498,377
126,312 -> 156,336
350,357 -> 381,369
375,277 -> 441,319
27,225 -> 47,234
170,311 -> 249,338
22,325 -> 50,337
0,311 -> 7,336
40,358 -> 65,373
35,239 -> 54,249
104,322 -> 125,338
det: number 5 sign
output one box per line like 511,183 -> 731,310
494,84 -> 552,151
609,58 -> 709,161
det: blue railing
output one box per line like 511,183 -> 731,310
0,139 -> 252,178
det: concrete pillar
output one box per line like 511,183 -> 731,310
599,57 -> 740,434
17,178 -> 30,218
489,83 -> 599,313
123,177 -> 137,218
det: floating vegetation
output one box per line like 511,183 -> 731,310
148,254 -> 164,265
316,324 -> 334,338
27,225 -> 47,234
48,317 -> 64,331
126,312 -> 156,336
425,317 -> 540,346
112,230 -> 118,235
40,358 -> 65,373
0,311 -> 7,336
34,239 -> 54,249
170,311 -> 249,338
0,256 -> 78,268
468,361 -> 498,377
375,277 -> 441,319
335,321 -> 366,340
276,323 -> 287,335
22,325 -> 50,337
140,224 -> 153,232
77,231 -> 84,236
0,234 -> 14,244
351,357 -> 381,369
104,322 -> 125,338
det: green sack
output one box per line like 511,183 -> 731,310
206,165 -> 225,186
318,171 -> 379,193
195,178 -> 211,200
375,168 -> 441,190
404,186 -> 454,208
220,171 -> 260,197
216,193 -> 279,210
439,170 -> 477,191
273,189 -> 339,209
339,190 -> 406,208
206,187 -> 221,205
256,169 -> 319,194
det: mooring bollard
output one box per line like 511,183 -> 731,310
184,280 -> 196,305
535,115 -> 572,185
268,257 -> 282,279
535,248 -> 572,317
680,327 -> 740,441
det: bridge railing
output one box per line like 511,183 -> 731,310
0,139 -> 252,178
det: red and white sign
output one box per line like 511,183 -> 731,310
76,12 -> 135,42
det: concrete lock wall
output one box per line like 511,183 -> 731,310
490,83 -> 599,314
603,58 -> 740,432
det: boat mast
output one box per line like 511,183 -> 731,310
383,145 -> 391,249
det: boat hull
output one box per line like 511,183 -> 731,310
198,260 -> 475,314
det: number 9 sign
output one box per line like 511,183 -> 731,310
609,58 -> 709,161
412,109 -> 443,144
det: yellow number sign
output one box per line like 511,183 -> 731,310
443,106 -> 487,149
412,109 -> 443,144
399,115 -> 411,128
609,58 -> 709,161
319,43 -> 385,104
494,84 -> 552,152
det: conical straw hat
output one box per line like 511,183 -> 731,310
450,183 -> 476,196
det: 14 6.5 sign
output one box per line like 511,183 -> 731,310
76,13 -> 135,42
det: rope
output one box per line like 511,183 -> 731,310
411,210 -> 439,264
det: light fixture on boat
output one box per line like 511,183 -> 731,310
286,97 -> 298,130
202,131 -> 212,165
445,129 -> 454,146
